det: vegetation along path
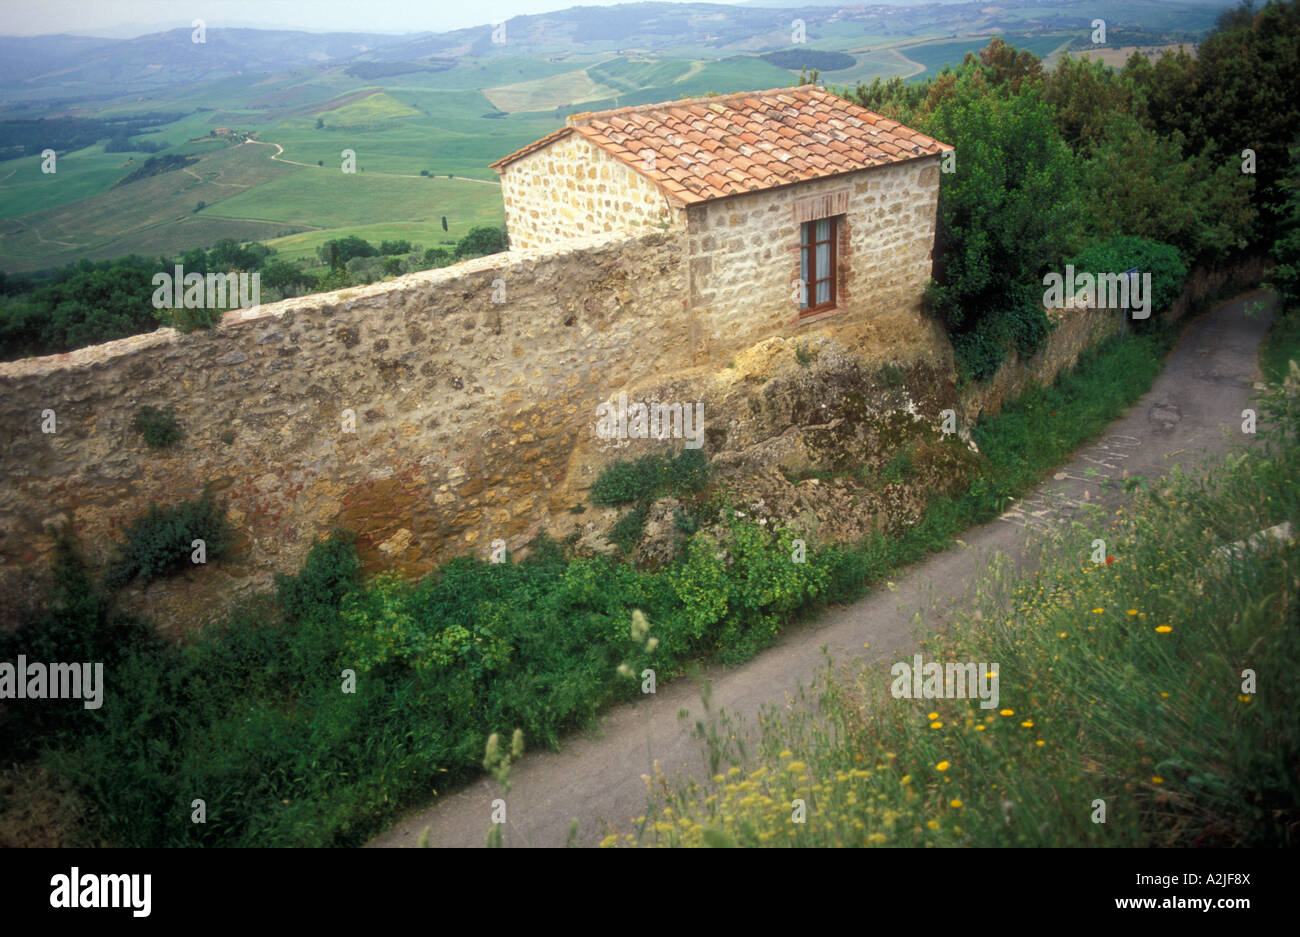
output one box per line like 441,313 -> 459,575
367,290 -> 1277,848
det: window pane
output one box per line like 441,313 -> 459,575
816,218 -> 830,241
816,278 -> 830,305
816,240 -> 829,282
800,247 -> 809,298
801,221 -> 812,247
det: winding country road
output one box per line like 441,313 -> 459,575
366,289 -> 1277,848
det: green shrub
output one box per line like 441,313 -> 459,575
882,447 -> 916,484
454,225 -> 508,259
1066,235 -> 1188,328
590,448 -> 709,506
104,487 -> 232,589
132,404 -> 182,449
877,362 -> 905,387
275,530 -> 360,622
610,506 -> 648,553
949,285 -> 1055,384
0,531 -> 161,760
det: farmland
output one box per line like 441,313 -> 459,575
0,1 -> 1234,275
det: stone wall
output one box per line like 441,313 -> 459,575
497,131 -> 685,250
0,231 -> 691,625
958,254 -> 1275,422
957,302 -> 1119,423
683,156 -> 942,361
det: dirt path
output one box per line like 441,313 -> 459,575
366,290 -> 1276,848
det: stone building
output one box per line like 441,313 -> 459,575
492,84 -> 952,347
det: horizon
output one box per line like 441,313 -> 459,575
0,0 -> 747,38
0,0 -> 1003,40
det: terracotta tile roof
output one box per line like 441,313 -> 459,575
490,84 -> 951,205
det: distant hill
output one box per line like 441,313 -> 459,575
0,0 -> 1236,102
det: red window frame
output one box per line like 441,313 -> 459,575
799,217 -> 837,314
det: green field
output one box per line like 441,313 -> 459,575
259,221 -> 468,265
0,144 -> 143,219
0,140 -> 309,272
202,164 -> 502,231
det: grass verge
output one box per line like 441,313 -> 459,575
621,310 -> 1299,848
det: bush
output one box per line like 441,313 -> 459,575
882,447 -> 916,484
1066,235 -> 1188,327
948,284 -> 1054,383
275,531 -> 360,622
609,506 -> 648,553
422,247 -> 453,267
132,404 -> 182,449
920,73 -> 1084,378
0,531 -> 161,760
104,487 -> 232,589
454,225 -> 508,259
317,236 -> 377,266
589,448 -> 709,506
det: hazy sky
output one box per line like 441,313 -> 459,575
0,0 -> 762,37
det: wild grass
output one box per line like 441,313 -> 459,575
622,327 -> 1299,848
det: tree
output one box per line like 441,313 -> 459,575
963,36 -> 1043,93
316,236 -> 377,266
208,238 -> 265,271
918,72 -> 1085,380
423,247 -> 453,267
261,259 -> 315,299
1191,0 -> 1300,242
1120,46 -> 1201,147
1266,142 -> 1300,311
454,225 -> 508,259
1083,112 -> 1254,262
1042,54 -> 1131,154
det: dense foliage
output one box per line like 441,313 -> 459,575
847,1 -> 1298,380
1066,235 -> 1189,331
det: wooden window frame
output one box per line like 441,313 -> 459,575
799,216 -> 838,315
